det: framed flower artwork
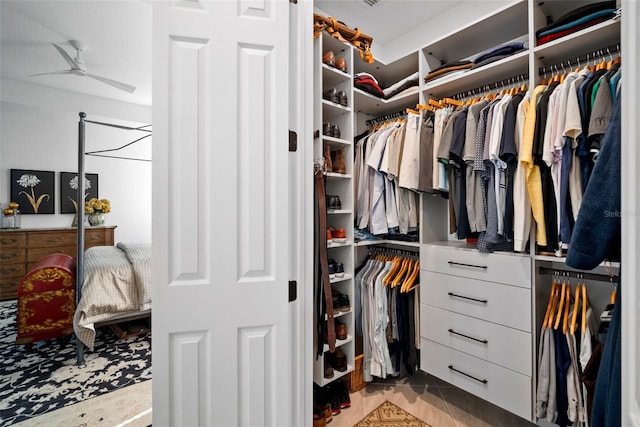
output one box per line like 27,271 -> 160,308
10,169 -> 55,214
59,172 -> 99,214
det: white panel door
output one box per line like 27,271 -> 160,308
152,1 -> 291,426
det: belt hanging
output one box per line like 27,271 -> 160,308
315,166 -> 336,352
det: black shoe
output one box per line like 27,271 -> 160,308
323,88 -> 340,104
326,195 -> 342,210
338,293 -> 350,313
323,122 -> 332,136
334,262 -> 344,278
331,124 -> 341,139
337,90 -> 347,106
331,381 -> 351,409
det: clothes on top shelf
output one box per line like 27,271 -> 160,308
535,1 -> 617,46
354,71 -> 419,100
355,252 -> 420,382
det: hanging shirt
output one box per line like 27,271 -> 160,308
513,93 -> 532,251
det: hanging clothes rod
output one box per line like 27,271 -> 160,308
538,266 -> 618,283
538,43 -> 620,76
368,245 -> 419,257
449,73 -> 529,101
365,109 -> 407,127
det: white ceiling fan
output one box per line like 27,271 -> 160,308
29,40 -> 136,93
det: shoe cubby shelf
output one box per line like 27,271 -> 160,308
315,32 -> 356,387
314,364 -> 354,388
323,335 -> 353,353
322,135 -> 351,147
325,172 -> 351,179
327,209 -> 351,215
330,273 -> 353,284
322,99 -> 352,113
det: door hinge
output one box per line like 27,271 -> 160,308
290,0 -> 297,3
289,280 -> 297,302
314,129 -> 320,139
289,130 -> 297,152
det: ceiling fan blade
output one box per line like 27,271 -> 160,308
86,73 -> 136,93
52,43 -> 79,69
29,70 -> 73,77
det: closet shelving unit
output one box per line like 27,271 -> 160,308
314,0 -> 621,419
313,32 -> 356,387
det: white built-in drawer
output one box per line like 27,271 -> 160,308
421,271 -> 531,332
420,338 -> 532,421
421,304 -> 531,376
421,243 -> 531,288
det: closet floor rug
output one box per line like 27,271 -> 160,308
0,301 -> 152,426
354,400 -> 431,427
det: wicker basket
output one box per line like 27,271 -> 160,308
344,354 -> 365,393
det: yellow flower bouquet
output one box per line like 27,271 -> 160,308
85,198 -> 111,214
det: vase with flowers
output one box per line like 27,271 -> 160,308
85,198 -> 111,226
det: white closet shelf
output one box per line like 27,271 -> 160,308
325,171 -> 352,179
327,241 -> 353,248
322,135 -> 351,146
322,99 -> 352,113
420,0 -> 527,65
322,63 -> 351,86
314,363 -> 354,387
323,335 -> 353,353
422,51 -> 529,99
327,209 -> 352,215
534,254 -> 621,270
353,87 -> 419,117
330,273 -> 353,284
324,309 -> 352,321
534,19 -> 621,67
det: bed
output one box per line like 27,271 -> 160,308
73,242 -> 152,350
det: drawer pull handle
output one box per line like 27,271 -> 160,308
447,292 -> 488,304
1,253 -> 17,260
448,261 -> 488,269
448,365 -> 488,384
1,238 -> 18,244
448,328 -> 488,344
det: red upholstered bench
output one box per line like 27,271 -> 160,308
15,253 -> 76,346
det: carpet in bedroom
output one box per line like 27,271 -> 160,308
0,300 -> 151,427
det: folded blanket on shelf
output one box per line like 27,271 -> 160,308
355,75 -> 385,97
424,61 -> 473,83
473,41 -> 525,64
535,1 -> 615,38
536,16 -> 611,46
383,72 -> 419,99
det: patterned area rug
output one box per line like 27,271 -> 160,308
0,301 -> 151,426
355,400 -> 431,427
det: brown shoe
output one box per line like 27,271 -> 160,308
329,347 -> 348,372
313,412 -> 327,427
324,144 -> 333,172
335,321 -> 347,340
335,57 -> 347,73
322,51 -> 335,67
332,148 -> 346,174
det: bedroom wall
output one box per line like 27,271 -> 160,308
0,78 -> 152,244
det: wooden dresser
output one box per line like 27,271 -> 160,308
0,226 -> 116,301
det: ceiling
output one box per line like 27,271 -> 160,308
0,1 -> 151,106
314,0 -> 463,47
0,0 -> 463,107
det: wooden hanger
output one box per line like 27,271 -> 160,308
570,281 -> 581,335
391,258 -> 410,288
542,278 -> 558,329
401,261 -> 420,293
553,275 -> 568,330
440,97 -> 463,107
562,283 -> 572,334
406,108 -> 419,115
428,99 -> 442,109
383,256 -> 402,286
581,284 -> 588,335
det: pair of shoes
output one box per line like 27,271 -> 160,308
323,88 -> 348,106
322,123 -> 341,139
326,195 -> 341,210
331,148 -> 346,174
332,290 -> 351,313
313,388 -> 334,424
327,347 -> 347,372
323,353 -> 335,379
327,381 -> 351,409
315,384 -> 343,417
322,51 -> 348,73
328,227 -> 347,244
328,259 -> 344,278
324,320 -> 347,342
